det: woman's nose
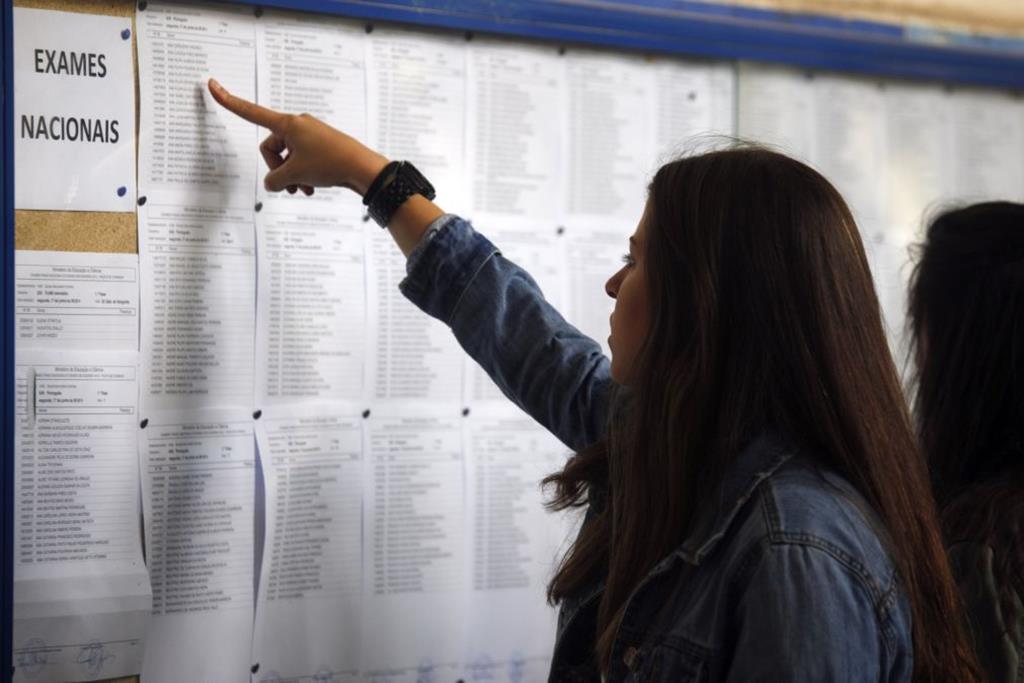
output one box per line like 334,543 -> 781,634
606,269 -> 622,299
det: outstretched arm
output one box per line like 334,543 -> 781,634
207,78 -> 441,256
208,79 -> 612,448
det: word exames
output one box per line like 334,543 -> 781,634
34,49 -> 108,78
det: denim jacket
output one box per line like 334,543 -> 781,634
400,215 -> 914,682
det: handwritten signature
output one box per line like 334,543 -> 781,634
75,642 -> 114,676
16,638 -> 51,676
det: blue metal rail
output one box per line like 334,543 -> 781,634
248,0 -> 1024,88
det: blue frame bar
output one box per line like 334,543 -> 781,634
1,0 -> 13,680
247,0 -> 1024,89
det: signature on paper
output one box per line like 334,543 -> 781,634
75,642 -> 114,676
415,659 -> 435,683
467,654 -> 496,681
508,651 -> 527,683
16,638 -> 51,677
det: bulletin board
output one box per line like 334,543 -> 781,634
2,1 -> 1024,682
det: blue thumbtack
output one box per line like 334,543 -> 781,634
117,186 -> 127,197
121,28 -> 131,40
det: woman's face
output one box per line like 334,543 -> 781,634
605,204 -> 651,385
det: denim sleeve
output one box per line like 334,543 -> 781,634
399,215 -> 611,451
725,543 -> 906,682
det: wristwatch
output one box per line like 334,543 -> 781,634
363,161 -> 436,228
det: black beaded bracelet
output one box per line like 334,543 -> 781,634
362,160 -> 401,208
362,161 -> 436,228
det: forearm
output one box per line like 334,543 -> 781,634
401,217 -> 612,450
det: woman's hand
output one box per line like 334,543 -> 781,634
207,78 -> 389,197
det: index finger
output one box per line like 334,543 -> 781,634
208,78 -> 286,131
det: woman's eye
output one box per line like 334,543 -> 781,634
621,254 -> 635,267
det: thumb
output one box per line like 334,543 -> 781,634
263,162 -> 299,193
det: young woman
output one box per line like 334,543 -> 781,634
909,202 -> 1024,682
208,78 -> 979,681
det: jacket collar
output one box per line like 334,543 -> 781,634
676,433 -> 794,565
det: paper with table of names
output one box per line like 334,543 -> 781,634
364,28 -> 469,411
255,11 -> 368,216
138,2 -> 258,417
254,12 -> 369,414
137,1 -> 258,209
138,204 -> 256,416
15,251 -> 139,351
466,40 -> 564,221
139,412 -> 255,683
251,410 -> 363,682
463,415 -> 577,681
13,351 -> 149,683
361,415 -> 468,682
367,27 -> 469,211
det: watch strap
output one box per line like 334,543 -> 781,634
362,160 -> 401,207
364,161 -> 436,228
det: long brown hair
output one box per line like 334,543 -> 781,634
909,201 -> 1024,630
545,147 -> 979,680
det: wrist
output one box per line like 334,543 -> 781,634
351,151 -> 390,197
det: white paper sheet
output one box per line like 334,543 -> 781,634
361,416 -> 467,682
256,11 -> 368,215
13,352 -> 149,683
876,82 -> 958,356
251,411 -> 363,683
255,212 -> 366,413
709,62 -> 737,138
564,50 -> 655,221
563,223 -> 634,358
654,59 -> 736,162
137,1 -> 258,209
951,88 -> 1024,203
367,28 -> 468,210
462,416 -> 574,682
13,8 -> 136,212
466,40 -> 564,221
812,75 -> 889,229
366,229 -> 464,408
139,204 -> 256,415
737,63 -> 816,162
15,250 -> 139,351
884,83 -> 954,233
139,412 -> 255,683
863,229 -> 914,361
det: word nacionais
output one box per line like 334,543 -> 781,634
20,115 -> 120,143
